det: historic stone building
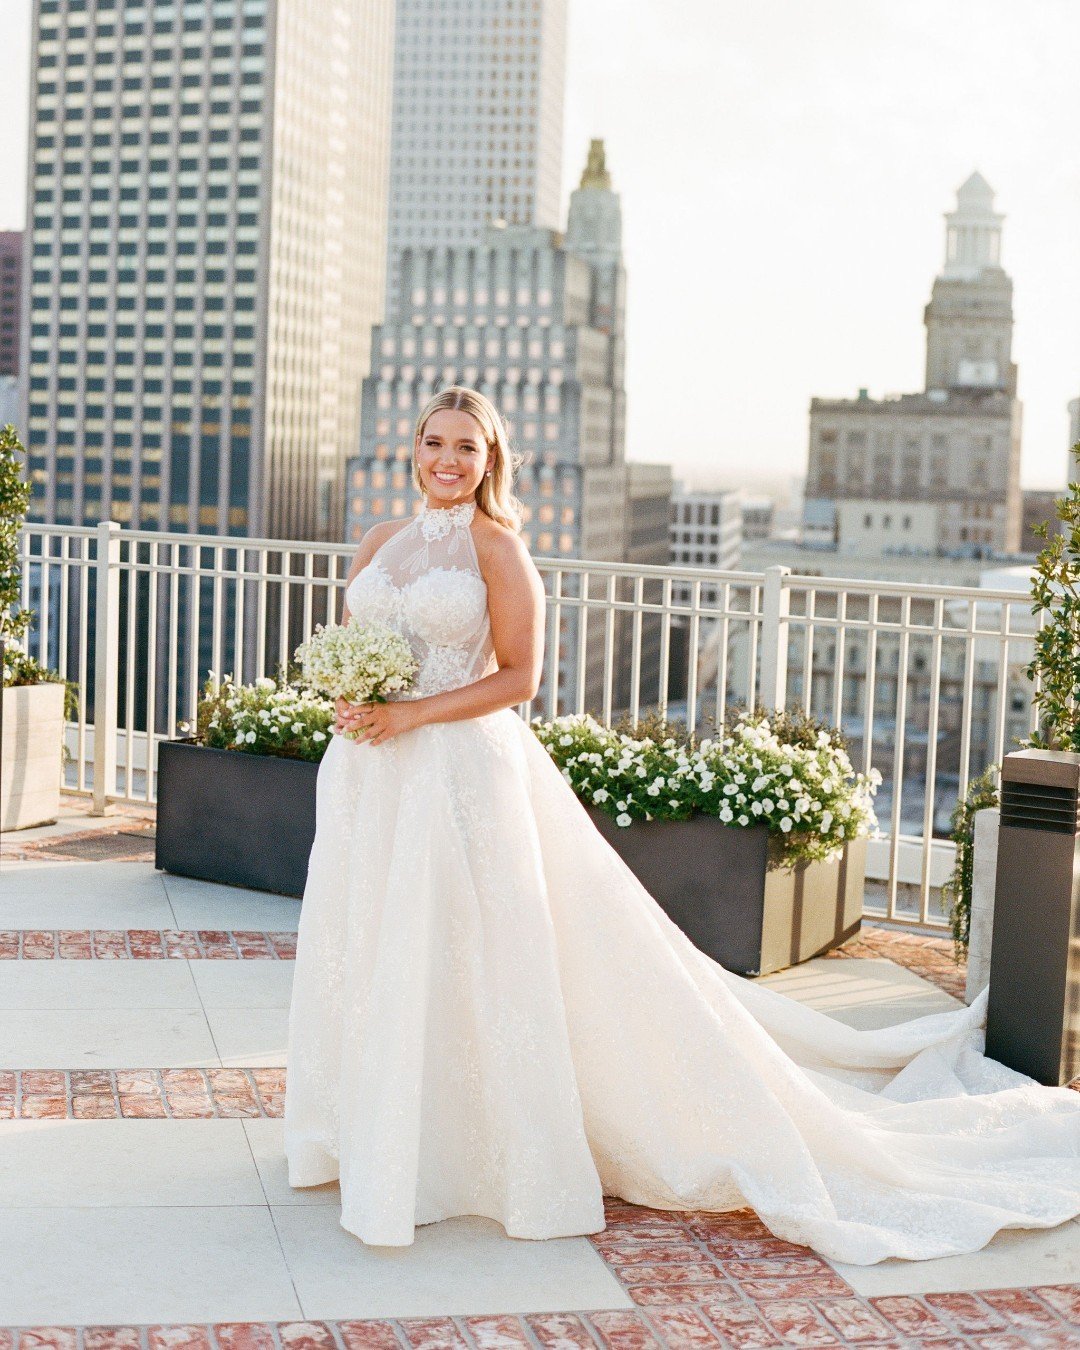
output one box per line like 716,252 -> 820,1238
805,173 -> 1022,556
346,142 -> 668,715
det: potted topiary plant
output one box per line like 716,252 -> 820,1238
531,704 -> 880,976
949,449 -> 1080,1004
1025,443 -> 1080,755
1,423 -> 76,830
978,442 -> 1080,1081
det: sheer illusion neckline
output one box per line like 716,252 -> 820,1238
418,497 -> 476,540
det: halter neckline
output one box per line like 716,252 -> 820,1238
418,497 -> 476,540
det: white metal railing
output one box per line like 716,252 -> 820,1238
17,520 -> 1044,931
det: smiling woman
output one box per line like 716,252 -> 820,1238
283,384 -> 1080,1264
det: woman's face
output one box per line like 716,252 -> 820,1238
415,408 -> 491,506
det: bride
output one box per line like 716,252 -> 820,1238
284,385 -> 1080,1264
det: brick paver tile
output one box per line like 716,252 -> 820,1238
277,1324 -> 338,1350
624,1280 -> 735,1308
21,1095 -> 68,1118
813,1298 -> 895,1342
613,1263 -> 724,1286
586,1311 -> 664,1349
1031,1284 -> 1080,1323
979,1288 -> 1068,1332
335,1324 -> 403,1350
72,1094 -> 119,1118
867,1296 -> 962,1340
924,1292 -> 1009,1334
698,1303 -> 784,1348
14,1333 -> 79,1350
148,1328 -> 214,1350
397,1318 -> 470,1349
734,1273 -> 854,1302
524,1313 -> 596,1350
640,1308 -> 728,1348
756,1299 -> 838,1346
463,1315 -> 532,1348
83,1328 -> 144,1345
214,1326 -> 279,1350
120,1094 -> 169,1118
595,1240 -> 707,1266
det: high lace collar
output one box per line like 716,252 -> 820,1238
418,496 -> 476,541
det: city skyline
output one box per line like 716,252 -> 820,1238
0,0 -> 1077,495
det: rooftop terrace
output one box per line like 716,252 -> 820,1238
1,797 -> 1078,1345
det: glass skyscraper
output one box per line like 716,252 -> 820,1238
22,0 -> 393,542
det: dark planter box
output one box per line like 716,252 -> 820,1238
154,738 -> 865,974
155,739 -> 317,898
584,803 -> 865,976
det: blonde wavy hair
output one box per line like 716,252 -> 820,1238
411,386 -> 526,533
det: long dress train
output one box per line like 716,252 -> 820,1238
283,496 -> 1080,1263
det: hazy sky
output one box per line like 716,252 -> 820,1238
2,0 -> 1077,492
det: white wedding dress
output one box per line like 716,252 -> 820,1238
284,497 -> 1080,1264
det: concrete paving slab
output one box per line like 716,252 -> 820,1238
0,1206 -> 303,1324
0,1118 -> 265,1206
272,1204 -> 633,1320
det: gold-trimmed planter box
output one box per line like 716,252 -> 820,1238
583,803 -> 865,976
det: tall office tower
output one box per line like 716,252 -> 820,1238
382,0 -> 567,323
617,460 -> 674,711
22,0 -> 394,542
804,173 -> 1022,557
0,232 -> 23,382
348,141 -> 651,713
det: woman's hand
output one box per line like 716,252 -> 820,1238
334,696 -> 422,746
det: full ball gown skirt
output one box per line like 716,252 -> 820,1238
283,498 -> 1080,1262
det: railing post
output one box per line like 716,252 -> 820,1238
91,520 -> 121,816
760,564 -> 791,713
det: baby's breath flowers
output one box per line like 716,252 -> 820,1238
293,621 -> 419,740
196,672 -> 335,762
531,706 -> 881,867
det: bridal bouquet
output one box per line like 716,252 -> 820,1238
293,621 -> 419,740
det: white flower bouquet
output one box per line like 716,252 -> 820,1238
293,621 -> 419,741
532,705 -> 881,867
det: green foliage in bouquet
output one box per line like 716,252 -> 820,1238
194,666 -> 336,762
531,703 -> 880,867
1026,442 -> 1080,751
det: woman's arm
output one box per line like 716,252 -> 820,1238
338,529 -> 547,741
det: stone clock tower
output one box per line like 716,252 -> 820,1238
924,172 -> 1017,396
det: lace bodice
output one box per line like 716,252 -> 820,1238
344,498 -> 496,699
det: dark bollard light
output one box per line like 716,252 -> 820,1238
985,748 -> 1080,1086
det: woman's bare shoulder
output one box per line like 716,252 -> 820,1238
472,513 -> 544,600
345,516 -> 412,580
473,512 -> 531,566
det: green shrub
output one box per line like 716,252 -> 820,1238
532,705 -> 880,868
941,765 -> 1001,962
194,667 -> 336,762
